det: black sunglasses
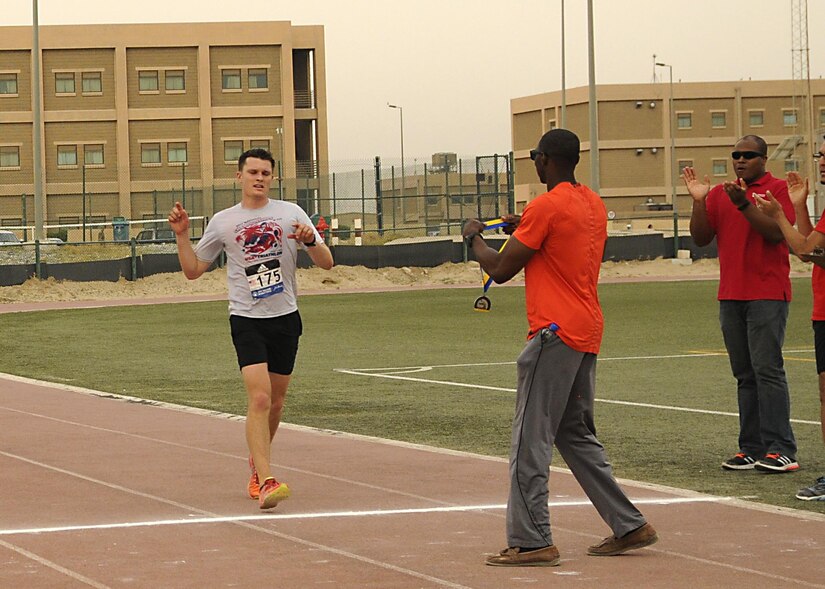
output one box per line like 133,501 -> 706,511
530,149 -> 544,161
731,151 -> 766,160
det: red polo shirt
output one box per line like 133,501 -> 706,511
512,182 -> 607,354
811,216 -> 825,320
705,172 -> 794,301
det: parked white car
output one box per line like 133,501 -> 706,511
0,230 -> 21,245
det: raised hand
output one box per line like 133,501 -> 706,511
681,167 -> 710,201
786,171 -> 809,209
722,178 -> 748,208
753,191 -> 783,219
167,202 -> 190,235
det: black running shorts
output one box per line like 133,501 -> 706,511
229,311 -> 302,375
813,320 -> 825,374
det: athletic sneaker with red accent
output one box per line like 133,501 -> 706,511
755,453 -> 799,473
248,455 -> 260,499
259,477 -> 291,509
721,452 -> 757,470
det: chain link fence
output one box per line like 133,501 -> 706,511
0,153 -> 516,257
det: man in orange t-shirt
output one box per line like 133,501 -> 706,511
463,129 -> 657,568
754,138 -> 825,501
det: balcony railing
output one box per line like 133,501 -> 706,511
294,90 -> 316,109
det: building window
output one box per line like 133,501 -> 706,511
712,159 -> 727,176
224,140 -> 243,163
138,70 -> 159,92
820,108 -> 825,126
248,68 -> 268,90
57,145 -> 78,167
0,146 -> 20,168
81,72 -> 102,94
141,142 -> 161,165
84,144 -> 104,166
785,159 -> 800,173
547,119 -> 557,130
221,69 -> 241,90
749,110 -> 765,127
55,72 -> 76,94
165,70 -> 185,92
711,111 -> 726,128
167,142 -> 188,164
677,159 -> 693,175
676,112 -> 692,129
0,73 -> 18,95
782,109 -> 798,127
249,139 -> 270,151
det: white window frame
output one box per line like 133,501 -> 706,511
57,144 -> 78,168
223,140 -> 244,164
165,69 -> 186,93
782,108 -> 798,127
81,71 -> 103,95
712,159 -> 727,176
83,143 -> 104,167
140,142 -> 162,166
0,144 -> 21,169
677,159 -> 694,175
676,111 -> 693,130
0,72 -> 19,97
247,68 -> 269,92
138,70 -> 160,94
55,72 -> 76,95
249,138 -> 271,151
748,109 -> 765,128
221,68 -> 242,92
167,142 -> 188,165
710,110 -> 727,129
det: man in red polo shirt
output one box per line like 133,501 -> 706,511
463,129 -> 657,568
754,138 -> 825,500
684,134 -> 799,473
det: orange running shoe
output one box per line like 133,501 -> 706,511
247,455 -> 260,499
259,477 -> 291,510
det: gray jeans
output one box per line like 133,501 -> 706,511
505,327 -> 646,548
719,300 -> 797,458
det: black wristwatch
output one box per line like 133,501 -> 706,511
465,232 -> 483,247
737,200 -> 751,211
305,238 -> 317,247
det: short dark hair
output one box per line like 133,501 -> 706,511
738,134 -> 768,156
537,128 -> 580,167
238,148 -> 276,171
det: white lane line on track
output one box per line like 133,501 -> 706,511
0,539 -> 111,588
333,368 -> 822,426
0,496 -> 747,537
0,450 -> 472,589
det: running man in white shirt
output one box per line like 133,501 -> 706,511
168,148 -> 334,509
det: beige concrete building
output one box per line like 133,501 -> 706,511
0,21 -> 328,232
511,80 -> 825,225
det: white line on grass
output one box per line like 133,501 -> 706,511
335,360 -> 822,426
0,496 -> 744,537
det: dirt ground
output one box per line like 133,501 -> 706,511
0,257 -> 814,304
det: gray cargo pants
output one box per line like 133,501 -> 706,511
506,327 -> 647,548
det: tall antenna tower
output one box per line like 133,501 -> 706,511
790,0 -> 815,175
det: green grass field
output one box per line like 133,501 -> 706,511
0,278 -> 823,513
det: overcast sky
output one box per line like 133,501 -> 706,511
5,1 -> 825,163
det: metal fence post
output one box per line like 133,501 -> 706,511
182,163 -> 186,210
374,156 -> 383,236
445,164 -> 451,234
35,240 -> 41,279
130,237 -> 137,281
508,151 -> 515,214
21,194 -> 28,242
423,163 -> 430,233
81,163 -> 87,242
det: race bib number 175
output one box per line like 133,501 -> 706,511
245,260 -> 284,299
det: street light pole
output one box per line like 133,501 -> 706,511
32,0 -> 45,241
655,61 -> 679,258
387,103 -> 405,201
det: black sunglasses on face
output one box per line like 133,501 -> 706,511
530,149 -> 543,161
731,151 -> 766,160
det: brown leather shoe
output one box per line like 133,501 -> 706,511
485,545 -> 560,567
587,523 -> 658,556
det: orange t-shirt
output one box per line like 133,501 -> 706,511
512,182 -> 607,354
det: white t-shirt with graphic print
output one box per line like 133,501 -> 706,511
194,199 -> 321,318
